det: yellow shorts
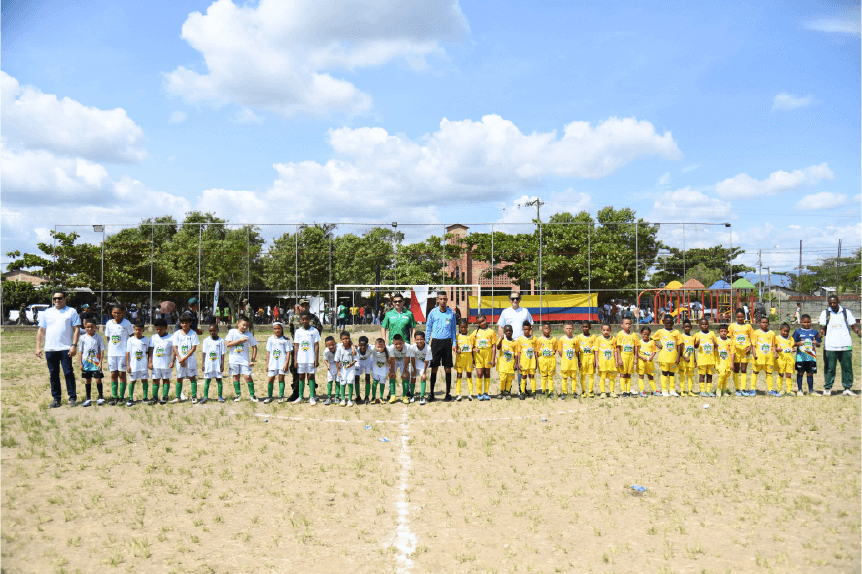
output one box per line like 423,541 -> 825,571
538,356 -> 556,376
474,349 -> 493,369
455,353 -> 473,372
697,365 -> 715,376
561,369 -> 578,379
499,372 -> 514,385
618,355 -> 635,375
678,358 -> 695,374
579,361 -> 595,375
775,354 -> 794,374
734,346 -> 750,363
659,362 -> 678,373
520,367 -> 536,375
637,361 -> 655,376
599,370 -> 616,380
752,361 -> 773,374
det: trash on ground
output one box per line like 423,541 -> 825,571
365,425 -> 372,430
631,485 -> 647,492
378,437 -> 390,443
703,404 -> 710,409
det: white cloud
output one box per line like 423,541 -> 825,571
681,163 -> 701,173
232,108 -> 263,124
164,0 -> 469,117
650,187 -> 734,222
804,8 -> 861,36
1,71 -> 146,163
492,191 -> 593,233
772,93 -> 813,111
794,192 -> 848,210
1,145 -> 113,204
169,110 -> 188,123
715,163 -> 833,199
854,193 -> 861,203
657,172 -> 670,185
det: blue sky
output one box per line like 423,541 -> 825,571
2,0 -> 859,274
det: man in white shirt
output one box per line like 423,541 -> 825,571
818,295 -> 861,396
497,292 -> 533,392
36,291 -> 81,408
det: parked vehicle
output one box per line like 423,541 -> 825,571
8,304 -> 50,324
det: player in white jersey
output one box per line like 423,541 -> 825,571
148,318 -> 174,404
335,332 -> 358,406
172,313 -> 200,403
387,334 -> 412,404
322,336 -> 339,405
264,322 -> 293,404
78,317 -> 106,407
354,336 -> 373,404
410,331 -> 433,405
292,312 -> 321,405
201,321 -> 226,403
225,315 -> 258,402
105,304 -> 134,405
125,321 -> 151,407
370,338 -> 390,404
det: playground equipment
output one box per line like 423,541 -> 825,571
637,277 -> 757,323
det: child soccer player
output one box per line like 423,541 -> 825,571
678,320 -> 697,397
336,332 -> 358,406
172,313 -> 200,403
636,326 -> 657,396
292,312 -> 320,405
264,322 -> 293,404
558,321 -> 578,399
201,321 -> 226,403
454,319 -> 476,401
105,304 -> 134,405
752,317 -> 777,396
472,315 -> 497,400
387,334 -> 412,404
225,315 -> 258,402
775,323 -> 795,396
595,323 -> 617,398
729,309 -> 755,396
715,325 -> 735,397
125,321 -> 151,406
355,336 -> 374,405
496,325 -> 517,400
148,318 -> 174,405
370,338 -> 390,404
652,315 -> 682,397
410,331 -> 432,404
517,321 -> 538,399
322,336 -> 339,405
537,323 -> 558,397
576,321 -> 597,398
693,318 -> 718,397
78,318 -> 105,407
615,318 -> 638,397
792,314 -> 821,395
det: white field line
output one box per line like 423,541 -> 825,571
393,407 -> 416,573
249,407 -> 594,425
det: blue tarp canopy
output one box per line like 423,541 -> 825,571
709,280 -> 731,290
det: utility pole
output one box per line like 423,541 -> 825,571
523,198 -> 545,318
758,249 -> 762,304
836,239 -> 842,294
798,240 -> 802,294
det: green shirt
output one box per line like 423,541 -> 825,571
382,309 -> 416,343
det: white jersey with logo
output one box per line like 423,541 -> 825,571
202,336 -> 226,373
225,329 -> 258,366
126,336 -> 150,373
356,346 -> 374,374
409,343 -> 432,372
294,327 -> 321,364
149,333 -> 174,370
173,330 -> 200,365
78,333 -> 105,371
336,345 -> 358,382
323,346 -> 338,380
266,335 -> 293,372
105,318 -> 134,357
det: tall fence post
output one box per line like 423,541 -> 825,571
588,223 -> 592,320
198,225 -> 202,308
635,220 -> 639,312
294,225 -> 299,302
150,224 -> 154,325
539,222 -> 543,325
491,224 -> 494,321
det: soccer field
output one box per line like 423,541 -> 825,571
2,327 -> 860,574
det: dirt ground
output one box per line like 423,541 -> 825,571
2,326 -> 860,574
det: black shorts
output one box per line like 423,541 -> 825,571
430,339 -> 453,369
81,370 -> 104,380
795,361 -> 816,375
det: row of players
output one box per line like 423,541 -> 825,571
76,306 -> 824,407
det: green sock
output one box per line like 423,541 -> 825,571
348,384 -> 353,400
421,380 -> 426,397
204,379 -> 210,398
339,384 -> 344,400
298,379 -> 305,399
176,381 -> 183,399
111,380 -> 118,398
152,383 -> 158,399
278,380 -> 285,397
371,382 -> 378,399
233,380 -> 241,397
389,378 -> 396,397
190,380 -> 197,399
119,382 -> 126,399
247,380 -> 254,396
308,378 -> 315,398
402,381 -> 409,397
409,381 -> 415,396
128,382 -> 135,401
267,382 -> 274,397
365,382 -> 371,397
217,380 -> 223,397
142,381 -> 149,399
328,381 -> 333,396
162,382 -> 170,398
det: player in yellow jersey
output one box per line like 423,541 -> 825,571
595,323 -> 617,398
576,321 -> 597,398
636,326 -> 658,396
652,315 -> 682,396
537,323 -> 558,396
774,322 -> 795,396
516,322 -> 539,399
615,318 -> 639,397
454,319 -> 476,401
496,325 -> 517,400
693,318 -> 718,396
729,309 -> 755,396
752,317 -> 778,396
715,324 -> 735,396
472,315 -> 497,400
678,320 -> 697,396
557,321 -> 578,399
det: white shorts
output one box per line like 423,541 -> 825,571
413,361 -> 428,376
203,370 -> 223,379
391,359 -> 408,377
267,369 -> 288,377
341,368 -> 356,385
129,370 -> 149,382
297,362 -> 316,375
372,365 -> 389,383
177,362 -> 198,378
229,364 -> 252,376
357,358 -> 374,375
326,365 -> 338,382
151,368 -> 172,380
107,356 -> 126,372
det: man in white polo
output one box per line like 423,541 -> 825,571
497,291 -> 533,393
36,291 -> 81,408
818,295 -> 860,396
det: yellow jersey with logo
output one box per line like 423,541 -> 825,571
596,335 -> 616,372
729,322 -> 754,349
775,334 -> 795,371
537,336 -> 557,359
716,337 -> 734,370
694,331 -> 718,366
616,331 -> 639,356
638,339 -> 657,363
498,338 -> 518,374
456,333 -> 475,354
652,329 -> 681,364
558,335 -> 578,372
576,333 -> 597,368
517,336 -> 538,370
752,329 -> 775,364
473,328 -> 497,354
680,333 -> 697,370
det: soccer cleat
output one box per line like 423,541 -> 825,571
324,398 -> 332,405
292,396 -> 303,404
68,399 -> 77,407
218,396 -> 226,403
277,396 -> 284,403
309,397 -> 317,406
560,394 -> 567,400
250,396 -> 258,403
420,397 -> 426,405
748,390 -> 756,397
409,396 -> 415,403
518,393 -> 525,400
735,390 -> 743,396
233,396 -> 242,402
170,398 -> 181,404
669,390 -> 679,397
610,392 -> 618,398
108,398 -> 117,406
348,400 -> 354,407
96,398 -> 105,405
126,400 -> 134,407
444,395 -> 454,402
640,391 -> 648,397
842,389 -> 857,396
688,391 -> 697,397
192,397 -> 199,404
82,399 -> 92,407
662,390 -> 670,397
455,395 -> 462,402
160,398 -> 168,405
388,395 -> 398,404
339,399 -> 346,406
199,397 -> 207,404
505,393 -> 511,400
402,397 -> 409,404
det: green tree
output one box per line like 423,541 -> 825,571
0,279 -> 52,319
5,231 -> 99,290
789,248 -> 861,295
651,246 -> 753,287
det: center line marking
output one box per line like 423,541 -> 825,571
393,407 -> 416,573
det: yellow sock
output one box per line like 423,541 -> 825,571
660,374 -> 666,391
606,377 -> 614,394
785,376 -> 792,393
687,375 -> 694,393
484,377 -> 490,394
649,377 -> 657,392
748,371 -> 755,391
638,377 -> 644,392
699,378 -> 705,393
733,372 -> 741,390
456,377 -> 462,396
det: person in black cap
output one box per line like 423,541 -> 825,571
184,298 -> 203,335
